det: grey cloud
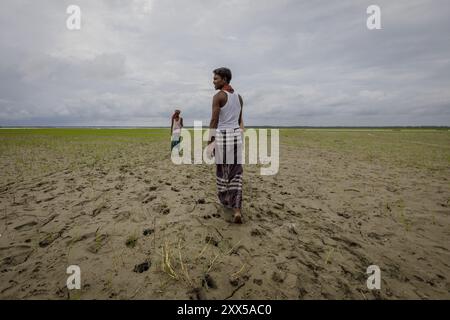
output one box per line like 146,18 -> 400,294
0,0 -> 449,126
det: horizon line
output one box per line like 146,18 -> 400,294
1,125 -> 449,129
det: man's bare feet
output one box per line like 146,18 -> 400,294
233,210 -> 242,224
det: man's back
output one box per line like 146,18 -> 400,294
218,90 -> 241,130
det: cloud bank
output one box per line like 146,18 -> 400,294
1,0 -> 449,126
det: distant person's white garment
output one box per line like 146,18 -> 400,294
218,91 -> 241,130
172,118 -> 182,141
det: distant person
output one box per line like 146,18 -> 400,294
171,109 -> 183,150
207,67 -> 244,223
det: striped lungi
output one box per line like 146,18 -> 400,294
215,128 -> 243,209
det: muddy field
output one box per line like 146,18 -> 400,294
0,128 -> 449,299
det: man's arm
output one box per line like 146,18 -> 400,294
238,94 -> 244,130
170,119 -> 173,135
208,92 -> 225,144
180,117 -> 184,128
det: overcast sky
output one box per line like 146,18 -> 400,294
1,0 -> 449,126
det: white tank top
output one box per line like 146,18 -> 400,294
218,91 -> 241,130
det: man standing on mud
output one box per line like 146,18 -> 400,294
207,67 -> 244,223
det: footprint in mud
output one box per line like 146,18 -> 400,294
385,185 -> 398,193
32,181 -> 49,191
119,165 -> 130,173
86,234 -> 109,254
39,231 -> 63,248
204,213 -> 221,220
142,194 -> 157,204
92,204 -> 108,217
202,274 -> 218,289
265,209 -> 281,219
12,196 -> 28,206
36,195 -> 56,204
133,261 -> 151,273
205,235 -> 219,246
153,203 -> 170,215
14,220 -> 38,231
271,271 -> 286,283
330,236 -> 361,249
1,248 -> 34,268
273,203 -> 284,210
250,228 -> 265,237
43,186 -> 57,193
66,232 -> 96,246
337,212 -> 351,219
125,236 -> 138,248
113,211 -> 131,222
367,232 -> 384,241
253,278 -> 263,286
230,274 -> 250,288
143,228 -> 154,236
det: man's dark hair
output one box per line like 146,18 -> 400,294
213,67 -> 232,83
